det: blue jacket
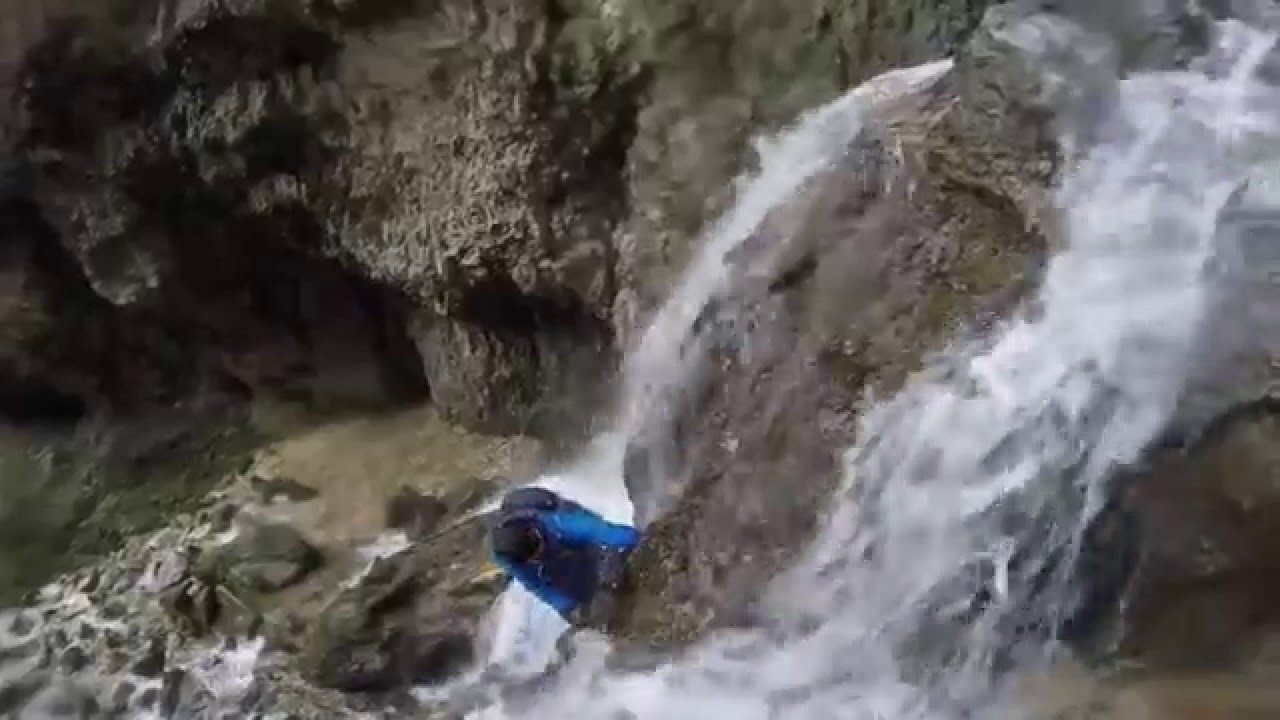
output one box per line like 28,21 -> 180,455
491,487 -> 640,620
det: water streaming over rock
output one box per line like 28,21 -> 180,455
467,17 -> 1280,720
463,59 -> 957,690
615,59 -> 959,528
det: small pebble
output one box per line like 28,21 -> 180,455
50,629 -> 69,651
35,643 -> 53,670
78,569 -> 101,595
8,612 -> 35,637
160,668 -> 188,716
104,629 -> 126,650
59,645 -> 90,674
0,638 -> 39,665
136,687 -> 159,712
102,650 -> 131,675
212,504 -> 239,533
130,636 -> 166,678
111,680 -> 136,712
101,602 -> 128,621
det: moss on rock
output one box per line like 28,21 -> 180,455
0,409 -> 261,605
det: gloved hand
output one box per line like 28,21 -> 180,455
568,588 -> 616,630
596,547 -> 631,592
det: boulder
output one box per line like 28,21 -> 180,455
301,544 -> 492,693
1111,403 -> 1280,669
196,521 -> 323,595
0,0 -> 1010,436
614,16 -> 1054,649
384,486 -> 447,542
302,486 -> 503,694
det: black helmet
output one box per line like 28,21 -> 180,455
491,519 -> 543,563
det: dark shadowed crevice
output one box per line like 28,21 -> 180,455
1157,394 -> 1280,455
159,4 -> 339,95
310,0 -> 429,30
17,2 -> 342,153
354,286 -> 432,405
0,377 -> 87,425
448,265 -> 609,344
0,174 -> 163,421
16,18 -> 175,151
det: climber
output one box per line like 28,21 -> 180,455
488,485 -> 640,627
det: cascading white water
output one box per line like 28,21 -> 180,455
468,17 -> 1280,720
461,59 -> 958,686
614,59 -> 958,527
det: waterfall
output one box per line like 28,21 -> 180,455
471,17 -> 1280,720
460,59 -> 957,687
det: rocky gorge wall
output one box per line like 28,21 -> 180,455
0,0 -> 998,433
0,0 -> 996,601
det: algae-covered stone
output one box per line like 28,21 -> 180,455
0,410 -> 260,606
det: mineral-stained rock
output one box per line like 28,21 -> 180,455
0,408 -> 261,606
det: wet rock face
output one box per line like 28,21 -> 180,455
1111,403 -> 1280,669
616,48 -> 1052,649
196,521 -> 323,594
385,486 -> 447,542
1,0 -> 624,430
0,0 -> 1008,434
302,485 -> 502,695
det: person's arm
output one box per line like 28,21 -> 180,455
546,507 -> 640,551
494,556 -> 578,621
